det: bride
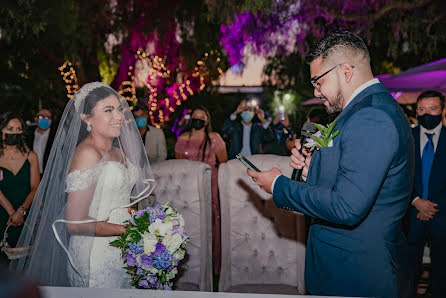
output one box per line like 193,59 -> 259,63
10,82 -> 155,288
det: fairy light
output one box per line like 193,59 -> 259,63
117,49 -> 224,124
58,61 -> 79,99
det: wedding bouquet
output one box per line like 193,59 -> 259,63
110,203 -> 188,289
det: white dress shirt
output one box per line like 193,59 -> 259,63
33,129 -> 50,174
241,122 -> 252,157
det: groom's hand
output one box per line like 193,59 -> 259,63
290,140 -> 312,179
247,168 -> 282,194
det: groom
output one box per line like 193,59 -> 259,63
248,31 -> 414,297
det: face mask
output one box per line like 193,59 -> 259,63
3,133 -> 22,146
418,114 -> 442,130
241,111 -> 255,123
38,118 -> 51,130
191,118 -> 205,130
135,117 -> 147,129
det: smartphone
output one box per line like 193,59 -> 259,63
236,153 -> 261,172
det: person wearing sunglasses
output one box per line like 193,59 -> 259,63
248,31 -> 414,297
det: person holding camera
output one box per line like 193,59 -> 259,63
221,99 -> 274,160
264,112 -> 295,156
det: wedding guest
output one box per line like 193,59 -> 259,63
248,31 -> 414,297
25,108 -> 56,176
132,105 -> 167,164
0,112 -> 40,264
175,106 -> 227,274
264,112 -> 294,156
221,99 -> 274,159
407,90 -> 446,297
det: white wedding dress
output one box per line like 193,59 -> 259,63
65,160 -> 138,288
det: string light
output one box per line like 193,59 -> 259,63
58,61 -> 79,99
117,49 -> 224,125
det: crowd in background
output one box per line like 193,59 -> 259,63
1,89 -> 445,297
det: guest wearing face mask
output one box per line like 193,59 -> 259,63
175,106 -> 227,275
406,90 -> 446,297
25,108 -> 56,176
221,99 -> 274,160
132,105 -> 167,164
0,112 -> 40,265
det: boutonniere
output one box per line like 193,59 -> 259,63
305,119 -> 340,151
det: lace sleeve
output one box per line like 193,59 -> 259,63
65,164 -> 103,192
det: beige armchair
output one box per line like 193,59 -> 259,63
150,159 -> 212,291
218,154 -> 306,294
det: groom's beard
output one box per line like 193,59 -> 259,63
325,89 -> 344,114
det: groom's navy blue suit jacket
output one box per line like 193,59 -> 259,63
273,83 -> 414,298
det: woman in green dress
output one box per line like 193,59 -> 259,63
0,112 -> 40,264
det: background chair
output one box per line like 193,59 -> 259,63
150,159 -> 212,291
218,154 -> 306,294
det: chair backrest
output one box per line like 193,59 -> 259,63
150,159 -> 212,291
218,155 -> 306,294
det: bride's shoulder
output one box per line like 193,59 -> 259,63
70,142 -> 103,172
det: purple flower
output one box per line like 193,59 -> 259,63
139,279 -> 150,288
172,225 -> 186,236
130,209 -> 148,226
148,276 -> 158,288
151,242 -> 166,257
164,284 -> 172,290
148,205 -> 166,223
140,254 -> 153,267
136,267 -> 143,275
153,251 -> 173,270
124,251 -> 138,267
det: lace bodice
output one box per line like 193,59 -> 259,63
66,160 -> 138,288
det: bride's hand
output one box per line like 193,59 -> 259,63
128,207 -> 137,215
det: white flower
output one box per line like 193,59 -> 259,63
143,232 -> 158,254
149,218 -> 173,236
174,249 -> 186,261
178,215 -> 185,227
165,206 -> 175,215
162,234 -> 183,254
166,267 -> 178,280
149,267 -> 158,274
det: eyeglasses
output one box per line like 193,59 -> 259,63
310,64 -> 355,91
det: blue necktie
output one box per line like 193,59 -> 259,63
421,133 -> 435,199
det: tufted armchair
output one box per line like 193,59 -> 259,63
218,154 -> 306,294
150,159 -> 213,291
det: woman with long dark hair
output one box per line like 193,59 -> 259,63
175,106 -> 227,275
0,112 -> 40,264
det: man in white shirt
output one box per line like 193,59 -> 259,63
221,99 -> 273,159
132,106 -> 167,164
406,90 -> 446,297
26,108 -> 55,175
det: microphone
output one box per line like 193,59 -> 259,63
291,121 -> 317,181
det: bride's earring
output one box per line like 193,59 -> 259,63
87,123 -> 91,132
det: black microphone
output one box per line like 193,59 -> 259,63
291,121 -> 317,181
